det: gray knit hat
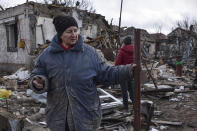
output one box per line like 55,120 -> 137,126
53,15 -> 78,38
123,36 -> 132,45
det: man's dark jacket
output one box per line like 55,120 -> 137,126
115,44 -> 134,66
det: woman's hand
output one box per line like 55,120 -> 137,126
131,64 -> 137,71
32,76 -> 45,89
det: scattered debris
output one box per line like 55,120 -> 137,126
0,2 -> 196,131
3,67 -> 30,81
152,120 -> 182,126
0,57 -> 196,130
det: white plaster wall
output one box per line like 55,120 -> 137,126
0,14 -> 31,64
36,17 -> 56,46
72,10 -> 98,39
0,24 -> 8,62
149,44 -> 156,55
19,15 -> 32,65
36,11 -> 98,43
72,10 -> 82,30
80,25 -> 98,40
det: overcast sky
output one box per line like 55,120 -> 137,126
1,0 -> 197,34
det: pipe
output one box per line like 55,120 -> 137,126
134,29 -> 141,131
116,0 -> 124,56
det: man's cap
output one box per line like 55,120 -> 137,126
123,36 -> 132,45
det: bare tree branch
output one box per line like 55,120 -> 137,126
0,5 -> 4,10
174,16 -> 197,34
0,0 -> 9,10
47,0 -> 96,13
153,23 -> 163,33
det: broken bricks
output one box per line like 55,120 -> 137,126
0,108 -> 24,131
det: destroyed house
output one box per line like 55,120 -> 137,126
150,33 -> 168,58
166,27 -> 197,58
0,2 -> 111,73
121,27 -> 156,58
140,29 -> 156,58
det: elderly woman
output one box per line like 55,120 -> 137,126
30,15 -> 135,131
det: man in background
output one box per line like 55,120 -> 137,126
115,36 -> 134,110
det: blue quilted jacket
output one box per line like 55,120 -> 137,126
30,34 -> 133,131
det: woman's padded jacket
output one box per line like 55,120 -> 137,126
30,34 -> 133,131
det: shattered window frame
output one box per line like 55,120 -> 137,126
5,21 -> 18,52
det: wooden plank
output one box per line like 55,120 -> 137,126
152,120 -> 182,126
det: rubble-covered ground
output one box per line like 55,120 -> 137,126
150,91 -> 197,131
0,60 -> 197,131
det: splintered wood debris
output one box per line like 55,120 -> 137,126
0,57 -> 197,131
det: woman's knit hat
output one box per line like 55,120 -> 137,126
53,15 -> 78,37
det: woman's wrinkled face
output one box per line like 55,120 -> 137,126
60,26 -> 78,47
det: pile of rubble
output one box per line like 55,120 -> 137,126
0,57 -> 196,131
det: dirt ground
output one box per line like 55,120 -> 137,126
143,91 -> 197,131
101,84 -> 197,131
